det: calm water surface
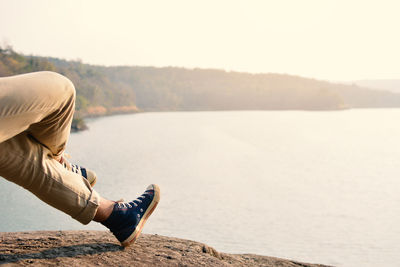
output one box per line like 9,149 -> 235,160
1,110 -> 400,267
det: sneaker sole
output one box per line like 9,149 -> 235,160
89,176 -> 97,187
121,184 -> 160,247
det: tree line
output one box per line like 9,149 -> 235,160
2,45 -> 400,119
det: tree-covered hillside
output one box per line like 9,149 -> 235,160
2,46 -> 400,118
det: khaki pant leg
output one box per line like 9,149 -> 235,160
0,71 -> 75,158
0,132 -> 100,224
0,71 -> 99,224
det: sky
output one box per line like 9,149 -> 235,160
0,0 -> 400,81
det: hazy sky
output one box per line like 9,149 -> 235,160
1,0 -> 399,81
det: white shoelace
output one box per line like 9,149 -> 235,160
116,194 -> 148,209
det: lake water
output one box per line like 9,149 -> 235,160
1,110 -> 400,267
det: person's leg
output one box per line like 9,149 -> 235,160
0,132 -> 160,245
0,71 -> 75,158
0,71 -> 100,223
0,71 -> 160,246
0,132 -> 100,224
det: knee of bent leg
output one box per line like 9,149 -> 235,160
64,76 -> 76,103
44,71 -> 76,103
59,72 -> 76,101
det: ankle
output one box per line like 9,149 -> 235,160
93,197 -> 115,222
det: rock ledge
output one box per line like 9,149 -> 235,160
0,231 -> 330,266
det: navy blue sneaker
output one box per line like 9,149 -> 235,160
101,184 -> 160,247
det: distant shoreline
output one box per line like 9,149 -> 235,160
72,105 -> 352,132
71,106 -> 400,133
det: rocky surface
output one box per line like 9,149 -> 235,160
0,231 -> 331,266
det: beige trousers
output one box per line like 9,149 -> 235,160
0,71 -> 100,224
